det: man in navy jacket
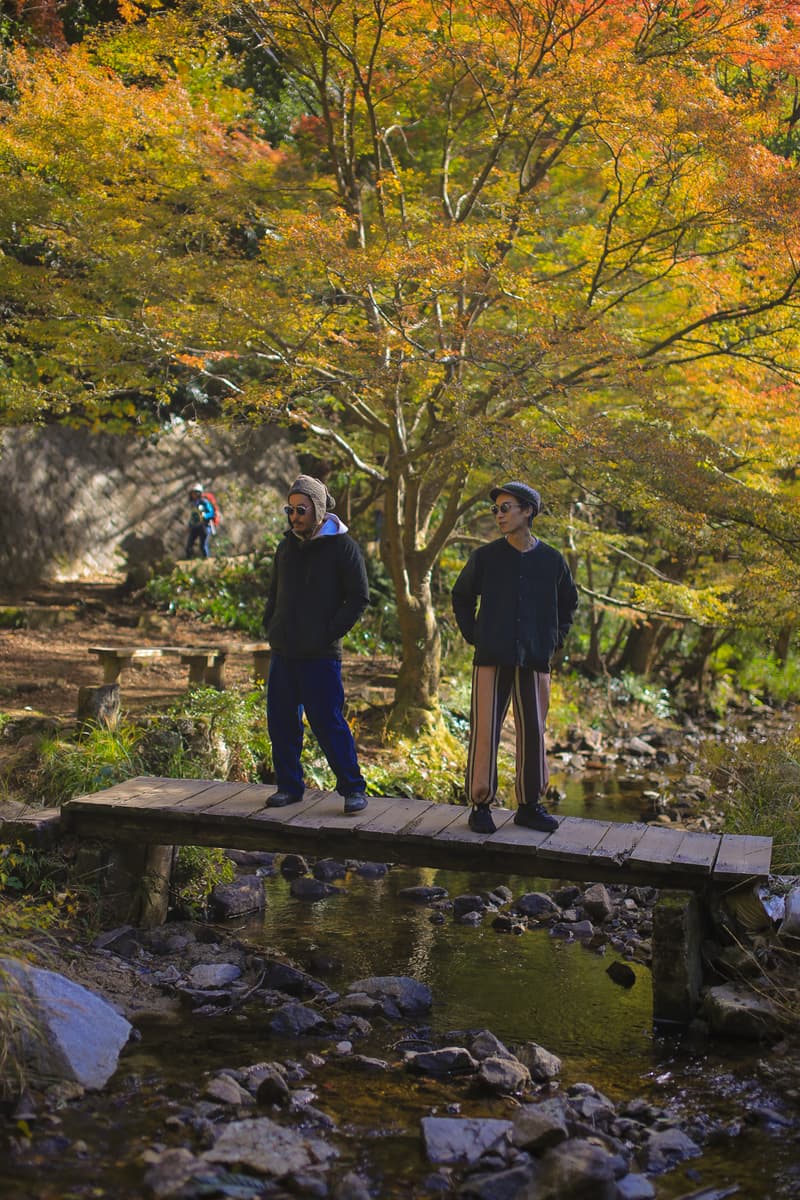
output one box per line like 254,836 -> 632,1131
452,481 -> 578,834
263,475 -> 369,814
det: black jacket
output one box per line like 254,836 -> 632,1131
263,528 -> 369,659
452,537 -> 578,670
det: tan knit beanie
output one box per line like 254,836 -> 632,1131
288,475 -> 335,525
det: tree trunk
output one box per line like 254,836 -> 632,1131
386,561 -> 442,734
583,551 -> 607,677
615,619 -> 664,677
775,622 -> 795,667
379,465 -> 453,734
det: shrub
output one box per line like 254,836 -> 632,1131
165,687 -> 272,781
705,736 -> 800,875
171,845 -> 236,917
145,545 -> 277,635
35,723 -> 146,805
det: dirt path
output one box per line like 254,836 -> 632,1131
0,576 -> 395,724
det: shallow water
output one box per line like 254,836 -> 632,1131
5,769 -> 800,1198
224,850 -> 800,1198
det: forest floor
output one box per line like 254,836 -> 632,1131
0,574 -> 399,725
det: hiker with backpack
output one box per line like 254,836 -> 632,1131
186,483 -> 216,558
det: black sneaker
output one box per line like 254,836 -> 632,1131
514,802 -> 558,832
468,804 -> 496,834
343,792 -> 368,814
266,789 -> 304,809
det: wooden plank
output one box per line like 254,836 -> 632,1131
671,830 -> 720,875
107,779 -> 224,811
280,790 -> 394,832
437,806 -> 515,843
66,777 -> 213,811
189,785 -> 276,820
714,833 -> 773,882
490,812 -> 550,850
535,817 -> 612,864
289,794 -> 398,834
277,788 -> 346,827
170,781 -> 256,811
628,825 -> 686,869
591,822 -> 649,865
68,776 -> 157,804
357,795 -> 432,837
400,802 -> 468,842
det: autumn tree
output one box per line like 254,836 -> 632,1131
220,0 -> 800,726
3,1 -> 800,726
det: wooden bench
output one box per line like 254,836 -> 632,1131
209,642 -> 272,688
88,643 -> 271,689
88,646 -> 165,684
174,643 -> 271,688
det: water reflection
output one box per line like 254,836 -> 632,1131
234,855 -> 799,1200
553,768 -> 666,823
243,864 -> 654,1094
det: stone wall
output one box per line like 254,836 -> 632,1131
0,422 -> 299,590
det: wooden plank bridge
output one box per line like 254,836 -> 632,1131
60,776 -> 773,891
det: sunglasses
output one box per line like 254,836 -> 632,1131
490,501 -> 521,515
284,504 -> 309,516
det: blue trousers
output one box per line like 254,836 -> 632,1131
186,522 -> 211,558
267,654 -> 366,797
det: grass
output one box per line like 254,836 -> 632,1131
704,735 -> 800,875
35,723 -> 147,805
0,842 -> 89,1103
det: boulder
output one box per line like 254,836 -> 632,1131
778,885 -> 800,940
512,1099 -> 569,1152
521,1137 -> 617,1199
582,883 -> 613,923
515,892 -> 560,920
406,1047 -> 479,1076
701,982 -> 783,1041
347,975 -> 432,1016
209,875 -> 265,918
514,1042 -> 562,1081
76,684 -> 120,729
0,957 -> 131,1091
421,1115 -> 514,1165
269,1002 -> 327,1037
202,1116 -> 337,1176
477,1055 -> 531,1095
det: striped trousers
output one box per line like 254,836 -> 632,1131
465,664 -> 551,807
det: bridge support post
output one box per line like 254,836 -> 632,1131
651,890 -> 706,1029
73,841 -> 174,928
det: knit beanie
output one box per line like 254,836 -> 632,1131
489,480 -> 542,516
288,475 -> 336,525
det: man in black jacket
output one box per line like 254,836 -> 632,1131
452,481 -> 578,835
263,475 -> 370,814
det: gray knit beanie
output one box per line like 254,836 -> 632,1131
288,475 -> 335,525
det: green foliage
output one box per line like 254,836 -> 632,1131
705,737 -> 800,875
146,547 -> 277,635
366,728 -> 466,804
35,723 -> 146,805
171,845 -> 235,917
734,652 -> 800,708
547,676 -> 584,740
166,686 -> 272,781
343,553 -> 401,656
608,673 -> 674,721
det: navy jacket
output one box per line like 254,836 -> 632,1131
452,537 -> 578,671
263,526 -> 369,659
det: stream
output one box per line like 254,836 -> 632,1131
4,765 -> 800,1198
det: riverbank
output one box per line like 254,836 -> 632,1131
4,858 -> 800,1200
